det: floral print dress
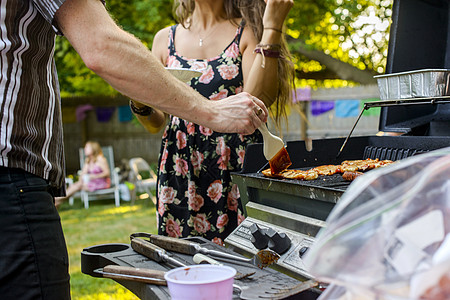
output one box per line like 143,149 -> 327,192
157,23 -> 262,245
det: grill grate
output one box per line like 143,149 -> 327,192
252,172 -> 349,191
249,146 -> 431,193
363,146 -> 427,161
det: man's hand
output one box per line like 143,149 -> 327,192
205,93 -> 268,135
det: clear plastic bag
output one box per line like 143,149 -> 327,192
303,146 -> 450,300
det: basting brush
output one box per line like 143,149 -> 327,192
258,124 -> 292,174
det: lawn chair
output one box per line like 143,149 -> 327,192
128,157 -> 157,204
79,146 -> 121,209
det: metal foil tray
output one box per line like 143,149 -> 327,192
375,69 -> 450,100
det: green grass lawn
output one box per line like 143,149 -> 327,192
58,197 -> 158,299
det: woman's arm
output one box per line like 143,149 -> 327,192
241,0 -> 294,107
241,29 -> 281,107
132,107 -> 167,134
80,159 -> 89,176
131,27 -> 170,133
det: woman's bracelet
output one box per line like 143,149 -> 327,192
129,100 -> 154,116
264,27 -> 283,34
253,43 -> 282,68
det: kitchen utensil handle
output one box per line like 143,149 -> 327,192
149,235 -> 196,255
104,265 -> 166,280
131,237 -> 164,262
101,265 -> 167,285
258,123 -> 270,136
193,253 -> 223,266
132,237 -> 187,268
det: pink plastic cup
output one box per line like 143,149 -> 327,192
164,265 -> 236,300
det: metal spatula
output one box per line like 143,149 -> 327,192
258,124 -> 292,174
234,279 -> 318,300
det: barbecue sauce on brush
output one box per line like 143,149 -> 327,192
269,147 -> 292,175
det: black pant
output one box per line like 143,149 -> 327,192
0,167 -> 70,299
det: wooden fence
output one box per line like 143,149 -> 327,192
62,96 -> 163,175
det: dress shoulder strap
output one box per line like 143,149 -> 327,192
234,20 -> 247,45
168,24 -> 178,55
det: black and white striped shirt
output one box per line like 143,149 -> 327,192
0,0 -> 66,194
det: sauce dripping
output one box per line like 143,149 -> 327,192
269,147 -> 292,175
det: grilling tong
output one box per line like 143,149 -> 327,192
130,233 -> 258,280
130,232 -> 280,269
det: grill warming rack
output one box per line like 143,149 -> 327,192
337,96 -> 450,157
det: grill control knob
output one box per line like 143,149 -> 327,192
299,246 -> 309,258
249,223 -> 270,250
267,228 -> 291,254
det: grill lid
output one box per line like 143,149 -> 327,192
379,0 -> 450,136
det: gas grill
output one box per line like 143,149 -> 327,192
81,0 -> 450,298
226,136 -> 450,280
225,0 -> 450,284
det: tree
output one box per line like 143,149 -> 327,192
55,0 -> 174,97
287,0 -> 392,86
55,0 -> 393,96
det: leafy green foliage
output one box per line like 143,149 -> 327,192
288,0 -> 392,87
55,0 -> 392,95
55,0 -> 174,97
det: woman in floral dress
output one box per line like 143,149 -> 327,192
132,0 -> 295,245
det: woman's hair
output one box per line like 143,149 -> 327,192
173,0 -> 296,126
85,141 -> 104,163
